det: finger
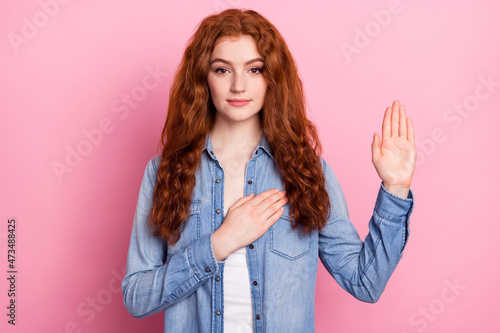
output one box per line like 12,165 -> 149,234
371,132 -> 380,160
399,104 -> 407,138
248,189 -> 284,211
230,192 -> 255,209
382,106 -> 391,142
257,190 -> 287,215
391,100 -> 400,137
269,195 -> 288,215
407,117 -> 415,146
263,198 -> 287,229
252,188 -> 279,201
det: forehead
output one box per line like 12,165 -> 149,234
210,35 -> 261,60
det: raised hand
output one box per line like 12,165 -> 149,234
371,100 -> 416,198
212,188 -> 288,261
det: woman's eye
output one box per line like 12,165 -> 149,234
215,68 -> 228,74
250,67 -> 263,74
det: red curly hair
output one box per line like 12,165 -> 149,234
149,8 -> 331,245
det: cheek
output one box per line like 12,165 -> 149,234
208,79 -> 223,99
258,82 -> 268,99
207,78 -> 214,95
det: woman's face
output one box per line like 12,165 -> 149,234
207,34 -> 267,124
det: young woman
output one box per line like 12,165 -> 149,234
122,8 -> 416,333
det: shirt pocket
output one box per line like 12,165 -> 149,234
270,203 -> 312,260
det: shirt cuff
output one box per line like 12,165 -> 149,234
186,234 -> 221,281
375,181 -> 414,222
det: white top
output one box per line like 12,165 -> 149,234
222,208 -> 254,332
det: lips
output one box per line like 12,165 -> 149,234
227,99 -> 250,102
227,99 -> 250,106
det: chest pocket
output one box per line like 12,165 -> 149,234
270,203 -> 312,260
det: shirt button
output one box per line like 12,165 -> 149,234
205,268 -> 211,273
215,276 -> 220,282
216,311 -> 221,316
249,244 -> 254,249
253,281 -> 258,286
248,180 -> 253,184
216,178 -> 221,183
256,315 -> 260,320
216,209 -> 221,214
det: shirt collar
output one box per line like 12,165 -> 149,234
202,131 -> 275,162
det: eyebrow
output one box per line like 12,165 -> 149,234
209,57 -> 265,66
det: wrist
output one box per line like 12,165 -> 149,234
382,181 -> 410,199
212,229 -> 233,261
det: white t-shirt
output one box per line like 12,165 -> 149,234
222,208 -> 254,332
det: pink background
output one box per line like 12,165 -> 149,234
1,0 -> 499,332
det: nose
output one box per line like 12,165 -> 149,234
230,71 -> 246,93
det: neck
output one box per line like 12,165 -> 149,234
210,116 -> 263,158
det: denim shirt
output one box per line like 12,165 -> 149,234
122,131 -> 414,333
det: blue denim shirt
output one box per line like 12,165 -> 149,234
122,131 -> 414,333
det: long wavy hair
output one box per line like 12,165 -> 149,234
148,8 -> 331,245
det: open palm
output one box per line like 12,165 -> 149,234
371,100 -> 416,198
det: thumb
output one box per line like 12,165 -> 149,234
371,132 -> 381,160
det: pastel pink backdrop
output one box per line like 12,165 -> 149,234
1,0 -> 499,332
